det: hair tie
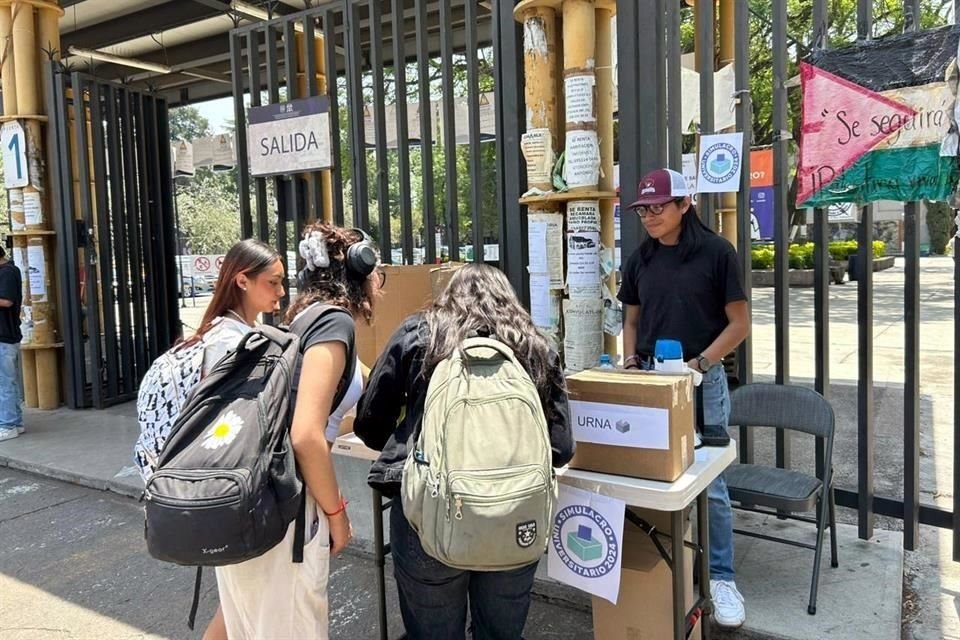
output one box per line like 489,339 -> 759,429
298,231 -> 330,271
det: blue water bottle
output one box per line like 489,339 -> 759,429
599,354 -> 615,369
654,339 -> 684,373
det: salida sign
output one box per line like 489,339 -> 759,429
247,96 -> 333,177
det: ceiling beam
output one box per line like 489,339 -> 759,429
62,2 -> 221,49
189,0 -> 295,22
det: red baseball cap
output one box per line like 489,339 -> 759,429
627,168 -> 691,208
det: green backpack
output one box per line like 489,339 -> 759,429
402,337 -> 556,571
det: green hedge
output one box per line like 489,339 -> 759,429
752,241 -> 885,270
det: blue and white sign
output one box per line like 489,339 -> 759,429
2,121 -> 28,189
247,96 -> 332,177
548,484 -> 625,604
697,132 -> 744,194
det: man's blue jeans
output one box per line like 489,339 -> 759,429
0,342 -> 23,432
390,502 -> 538,640
701,363 -> 735,581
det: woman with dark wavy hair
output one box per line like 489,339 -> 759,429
354,263 -> 574,640
214,223 -> 384,640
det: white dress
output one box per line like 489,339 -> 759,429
213,312 -> 360,640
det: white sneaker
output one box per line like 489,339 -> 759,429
16,426 -> 24,434
711,579 -> 746,629
0,428 -> 19,442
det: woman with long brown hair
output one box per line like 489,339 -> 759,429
354,263 -> 574,640
134,238 -> 286,640
212,223 -> 384,639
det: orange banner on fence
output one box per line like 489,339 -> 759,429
750,148 -> 774,188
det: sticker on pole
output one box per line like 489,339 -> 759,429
2,121 -> 29,189
547,484 -> 625,604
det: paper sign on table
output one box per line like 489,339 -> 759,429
548,484 -> 626,604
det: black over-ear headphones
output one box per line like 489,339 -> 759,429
345,228 -> 378,279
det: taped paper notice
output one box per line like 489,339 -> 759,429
567,232 -> 600,295
566,200 -> 601,232
26,245 -> 46,300
9,189 -> 24,231
564,130 -> 600,189
523,16 -> 549,57
522,129 -> 554,187
563,298 -> 603,373
528,220 -> 548,273
174,140 -> 195,177
212,134 -> 236,170
19,304 -> 33,344
23,191 -> 42,226
529,212 -> 564,288
565,74 -> 596,124
530,273 -> 561,332
600,246 -> 615,278
603,285 -> 622,337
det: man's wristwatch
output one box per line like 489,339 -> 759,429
696,354 -> 712,372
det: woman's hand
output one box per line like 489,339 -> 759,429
327,510 -> 353,556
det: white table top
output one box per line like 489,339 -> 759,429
557,442 -> 737,512
332,433 -> 737,512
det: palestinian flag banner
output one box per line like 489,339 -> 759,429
797,25 -> 960,208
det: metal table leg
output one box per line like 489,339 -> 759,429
672,509 -> 686,640
372,488 -> 388,640
698,490 -> 712,640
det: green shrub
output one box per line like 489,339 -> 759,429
751,247 -> 775,270
872,240 -> 885,258
926,200 -> 955,255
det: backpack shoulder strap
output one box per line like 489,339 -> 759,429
460,336 -> 522,368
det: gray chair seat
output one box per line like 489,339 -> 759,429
727,464 -> 822,512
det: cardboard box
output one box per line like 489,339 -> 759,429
592,508 -> 700,640
355,264 -> 462,366
567,370 -> 695,482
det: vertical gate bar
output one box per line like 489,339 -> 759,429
119,89 -> 147,383
268,22 -> 289,310
616,0 -> 644,251
155,98 -> 179,350
231,31 -> 253,239
78,79 -> 103,407
812,0 -> 829,483
902,0 -> 921,552
415,0 -> 437,264
666,0 -> 682,170
734,0 -> 753,463
772,0 -> 791,474
248,27 -> 270,241
368,0 -> 391,256
954,0 -> 960,566
654,0 -> 667,164
391,0 -> 414,264
105,85 -> 134,396
492,0 -> 526,298
465,0 -> 483,262
47,65 -> 82,407
284,17 -> 305,247
304,15 -> 325,227
90,81 -> 121,402
132,93 -> 158,364
857,0 -> 875,541
438,0 -> 459,262
346,1 -> 369,230
324,8 -> 345,227
145,96 -> 175,351
696,0 -> 715,229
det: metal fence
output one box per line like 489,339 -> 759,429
46,65 -> 178,409
228,0 -> 500,298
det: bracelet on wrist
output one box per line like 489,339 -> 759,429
323,497 -> 349,517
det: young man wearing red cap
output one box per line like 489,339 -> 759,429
617,167 -> 751,629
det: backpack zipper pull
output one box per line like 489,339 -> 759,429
454,495 -> 463,520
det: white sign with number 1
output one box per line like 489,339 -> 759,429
2,121 -> 28,189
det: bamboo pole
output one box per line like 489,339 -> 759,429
561,0 -> 598,193
596,4 -> 617,358
296,29 -> 332,224
717,0 -> 738,246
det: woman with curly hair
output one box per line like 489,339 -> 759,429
213,223 -> 384,640
354,263 -> 574,640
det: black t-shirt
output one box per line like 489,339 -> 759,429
0,261 -> 22,345
617,234 -> 747,360
290,305 -> 356,410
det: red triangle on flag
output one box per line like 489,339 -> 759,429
796,62 -> 917,206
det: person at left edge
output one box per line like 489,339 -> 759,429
0,243 -> 23,442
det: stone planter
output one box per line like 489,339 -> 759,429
751,269 -> 816,287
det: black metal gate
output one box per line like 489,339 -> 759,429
46,65 -> 178,409
228,1 -> 502,287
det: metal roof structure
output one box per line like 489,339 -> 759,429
57,0 -> 493,106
